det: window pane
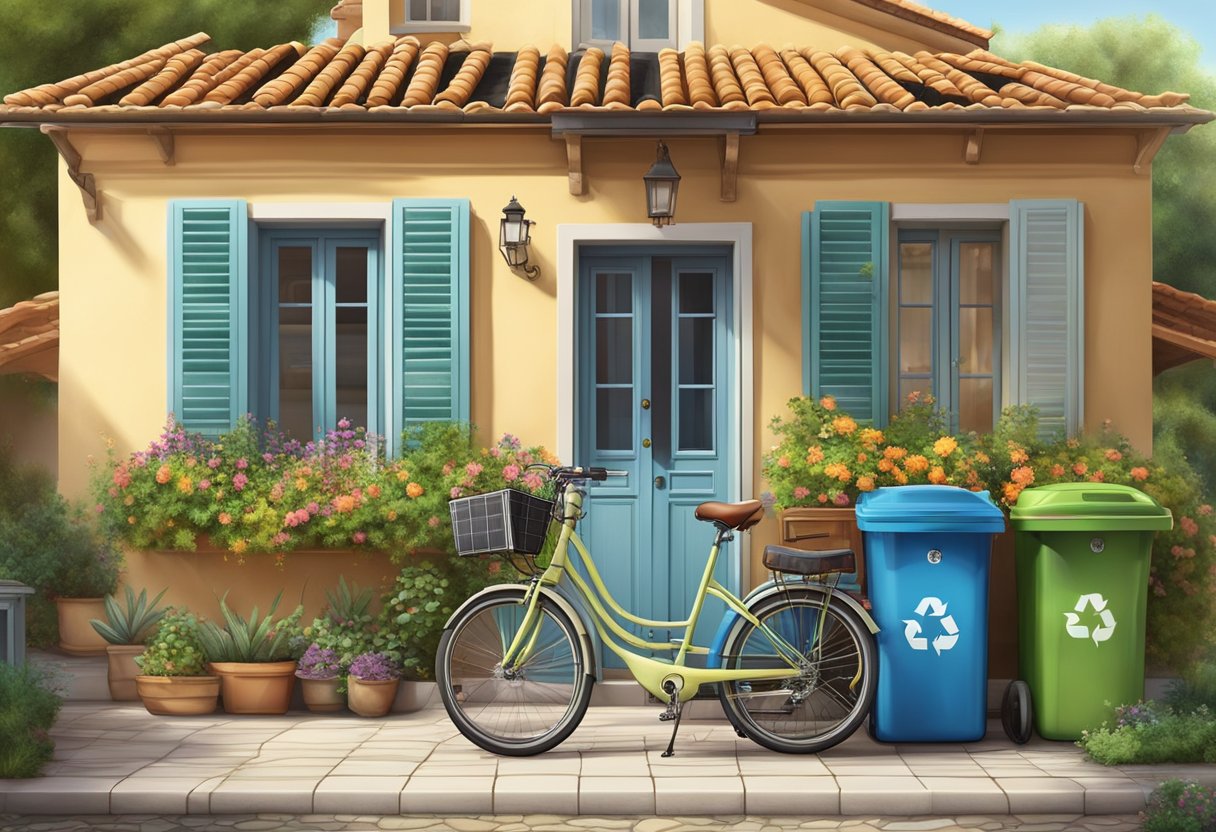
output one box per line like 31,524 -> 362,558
959,377 -> 994,433
278,247 -> 311,303
900,243 -> 933,304
336,307 -> 368,430
679,389 -> 713,451
678,318 -> 713,384
432,0 -> 461,20
596,318 -> 632,384
278,306 -> 313,441
335,247 -> 368,303
958,307 -> 994,375
959,242 -> 995,305
638,0 -> 670,40
596,388 -> 632,450
591,0 -> 621,40
899,378 -> 932,406
408,0 -> 428,20
899,307 -> 932,374
678,272 -> 713,313
596,272 -> 631,313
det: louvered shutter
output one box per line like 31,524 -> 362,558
168,200 -> 248,436
389,199 -> 470,449
803,202 -> 890,424
1008,200 -> 1084,439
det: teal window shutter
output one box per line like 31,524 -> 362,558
803,202 -> 890,424
167,200 -> 249,436
389,198 -> 470,451
1008,199 -> 1084,439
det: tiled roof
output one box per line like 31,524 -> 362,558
0,33 -> 1209,127
847,0 -> 991,46
1152,282 -> 1216,375
0,292 -> 58,381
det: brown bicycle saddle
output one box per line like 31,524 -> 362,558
694,500 -> 764,531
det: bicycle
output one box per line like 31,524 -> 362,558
437,465 -> 880,757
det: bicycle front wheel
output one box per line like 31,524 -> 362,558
437,588 -> 593,756
718,589 -> 876,754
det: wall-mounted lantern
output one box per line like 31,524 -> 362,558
643,141 -> 681,226
498,196 -> 540,280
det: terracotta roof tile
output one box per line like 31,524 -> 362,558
1,34 -> 1209,128
1152,282 -> 1216,374
0,292 -> 59,380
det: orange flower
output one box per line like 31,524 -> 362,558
366,484 -> 381,499
805,446 -> 825,464
820,395 -> 837,411
777,456 -> 791,468
295,477 -> 308,491
406,482 -> 424,498
859,428 -> 885,448
904,455 -> 929,474
1003,483 -> 1023,504
877,458 -> 894,473
386,510 -> 398,522
177,475 -> 193,494
1011,466 -> 1035,487
1009,446 -> 1029,465
928,466 -> 948,485
1130,466 -> 1149,482
396,470 -> 410,482
335,494 -> 357,513
892,468 -> 909,485
817,493 -> 829,504
906,390 -> 922,404
884,446 -> 908,461
1073,462 -> 1088,476
1051,464 -> 1066,478
155,465 -> 172,485
933,437 -> 958,458
823,462 -> 852,483
218,512 -> 232,525
857,452 -> 868,463
1090,471 -> 1106,482
127,515 -> 136,525
831,416 -> 858,436
856,476 -> 876,492
231,540 -> 248,555
1105,449 -> 1123,462
974,451 -> 990,464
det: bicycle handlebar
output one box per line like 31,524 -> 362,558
526,464 -> 628,482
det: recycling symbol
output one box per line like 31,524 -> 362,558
903,596 -> 960,656
1064,593 -> 1117,645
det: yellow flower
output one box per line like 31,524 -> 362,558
295,477 -> 308,491
831,416 -> 858,436
386,510 -> 398,522
933,437 -> 958,458
177,475 -> 193,494
858,428 -> 885,448
123,495 -> 135,506
407,482 -> 424,498
904,455 -> 929,474
231,540 -> 248,555
127,515 -> 136,525
396,470 -> 410,482
974,451 -> 990,464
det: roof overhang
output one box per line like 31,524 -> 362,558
0,292 -> 58,382
1153,281 -> 1216,376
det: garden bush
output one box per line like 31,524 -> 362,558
1143,779 -> 1216,832
1080,701 -> 1216,766
1167,653 -> 1216,714
0,662 -> 63,778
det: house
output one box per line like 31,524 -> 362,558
0,0 -> 1210,667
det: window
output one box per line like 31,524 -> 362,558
576,0 -> 699,50
401,0 -> 469,31
894,230 -> 1001,433
259,230 -> 382,443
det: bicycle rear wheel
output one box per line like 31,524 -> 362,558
437,588 -> 593,756
718,589 -> 876,754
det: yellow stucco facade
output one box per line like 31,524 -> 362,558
55,122 -> 1154,629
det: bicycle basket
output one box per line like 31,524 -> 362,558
449,489 -> 555,557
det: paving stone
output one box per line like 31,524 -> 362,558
836,777 -> 932,816
633,820 -> 683,832
579,777 -> 656,815
445,820 -> 498,832
653,779 -> 745,816
742,776 -> 839,815
494,777 -> 579,815
997,778 -> 1085,815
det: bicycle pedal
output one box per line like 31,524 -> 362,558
659,712 -> 676,722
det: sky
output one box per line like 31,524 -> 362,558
930,0 -> 1216,68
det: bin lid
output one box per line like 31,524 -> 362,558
855,486 -> 1006,533
1010,483 -> 1173,531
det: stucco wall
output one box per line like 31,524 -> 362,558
55,125 -> 1153,626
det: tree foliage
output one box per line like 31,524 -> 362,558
0,0 -> 331,308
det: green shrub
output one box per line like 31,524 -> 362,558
0,662 -> 63,778
1080,703 -> 1216,765
372,562 -> 458,680
1143,779 -> 1216,832
1167,654 -> 1216,714
135,609 -> 209,676
295,577 -> 377,667
196,592 -> 304,663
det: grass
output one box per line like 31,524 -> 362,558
0,661 -> 63,778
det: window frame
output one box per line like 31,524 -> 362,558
397,0 -> 471,33
574,0 -> 703,50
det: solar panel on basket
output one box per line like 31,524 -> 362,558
449,489 -> 555,556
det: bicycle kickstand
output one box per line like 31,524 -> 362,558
660,681 -> 684,758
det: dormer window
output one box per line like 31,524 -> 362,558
576,0 -> 702,51
400,0 -> 470,32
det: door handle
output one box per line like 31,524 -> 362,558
654,476 -> 666,489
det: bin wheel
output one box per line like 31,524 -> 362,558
1001,680 -> 1033,745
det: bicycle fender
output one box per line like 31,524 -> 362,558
444,583 -> 601,682
705,580 -> 880,668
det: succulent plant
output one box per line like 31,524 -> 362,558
90,586 -> 168,645
196,592 -> 304,663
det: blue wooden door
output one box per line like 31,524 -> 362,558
578,251 -> 734,662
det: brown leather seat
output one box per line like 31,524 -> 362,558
694,500 -> 764,531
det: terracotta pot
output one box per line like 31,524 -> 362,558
135,675 -> 220,716
393,680 -> 440,713
300,677 -> 344,713
209,661 -> 298,715
348,677 -> 400,717
56,598 -> 109,655
777,507 -> 867,590
106,644 -> 145,701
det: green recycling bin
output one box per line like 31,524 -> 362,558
1003,483 -> 1172,743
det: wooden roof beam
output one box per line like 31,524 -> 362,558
39,125 -> 100,222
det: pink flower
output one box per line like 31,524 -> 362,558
284,512 -> 300,528
232,473 -> 249,491
352,531 -> 367,545
306,502 -> 320,515
450,486 -> 463,499
428,516 -> 441,528
466,462 -> 484,478
442,462 -> 454,476
207,457 -> 221,469
198,479 -> 211,490
833,493 -> 851,506
262,453 -> 274,464
793,486 -> 810,500
490,447 -> 502,458
503,464 -> 521,482
1198,504 -> 1213,517
1181,516 -> 1199,537
518,452 -> 534,467
235,458 -> 248,470
521,472 -> 544,491
112,467 -> 131,489
338,417 -> 351,429
272,532 -> 290,546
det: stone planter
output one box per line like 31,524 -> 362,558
348,677 -> 400,717
777,507 -> 867,589
300,677 -> 344,713
56,598 -> 109,655
393,680 -> 440,713
106,644 -> 145,701
209,661 -> 297,715
136,675 -> 220,716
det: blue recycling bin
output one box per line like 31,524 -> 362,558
856,486 -> 1006,742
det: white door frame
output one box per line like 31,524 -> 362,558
556,222 -> 754,587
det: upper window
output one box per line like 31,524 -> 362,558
400,0 -> 470,32
894,230 -> 1001,434
577,0 -> 688,50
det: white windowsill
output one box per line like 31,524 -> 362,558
391,22 -> 471,34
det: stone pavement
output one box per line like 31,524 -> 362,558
1,703 -> 1213,818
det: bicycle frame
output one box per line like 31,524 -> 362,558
499,483 -> 829,704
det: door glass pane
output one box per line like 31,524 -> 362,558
959,242 -> 995,305
596,272 -> 632,313
899,308 -> 932,374
900,243 -> 933,304
335,247 -> 368,303
958,307 -> 994,375
638,0 -> 670,40
899,377 -> 932,406
597,388 -> 632,450
591,0 -> 621,40
958,377 -> 994,433
335,307 -> 368,430
678,318 -> 713,384
678,389 -> 713,451
678,273 -> 713,313
596,318 -> 632,384
278,247 -> 311,303
278,306 -> 313,441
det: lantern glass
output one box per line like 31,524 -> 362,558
499,195 -> 534,269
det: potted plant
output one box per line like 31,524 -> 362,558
134,609 -> 219,716
89,586 -> 168,700
346,651 -> 400,717
295,644 -> 343,713
197,592 -> 304,715
51,510 -> 122,656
